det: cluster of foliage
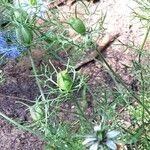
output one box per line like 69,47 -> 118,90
0,0 -> 150,149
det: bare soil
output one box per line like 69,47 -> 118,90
0,59 -> 44,150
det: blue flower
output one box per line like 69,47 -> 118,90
0,31 -> 26,59
2,47 -> 21,59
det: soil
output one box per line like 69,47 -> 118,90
0,119 -> 43,150
0,59 -> 44,150
0,0 -> 148,150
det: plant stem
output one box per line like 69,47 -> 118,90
74,100 -> 92,128
138,25 -> 150,146
0,111 -> 44,140
138,25 -> 150,64
28,50 -> 49,135
97,51 -> 150,114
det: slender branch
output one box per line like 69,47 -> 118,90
96,49 -> 150,114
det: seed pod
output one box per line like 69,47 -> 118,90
30,104 -> 44,121
29,0 -> 37,6
43,32 -> 57,43
14,9 -> 29,23
15,26 -> 33,46
69,17 -> 86,35
57,70 -> 73,92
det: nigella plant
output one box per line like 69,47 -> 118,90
0,31 -> 26,59
82,124 -> 120,150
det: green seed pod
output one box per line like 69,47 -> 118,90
29,0 -> 37,6
43,32 -> 57,43
15,26 -> 33,46
57,70 -> 73,92
30,105 -> 44,121
69,17 -> 86,35
14,9 -> 29,23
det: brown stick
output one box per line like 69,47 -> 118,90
48,0 -> 67,9
75,33 -> 120,71
71,0 -> 100,5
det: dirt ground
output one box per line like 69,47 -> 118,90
0,59 -> 44,150
0,0 -> 147,149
